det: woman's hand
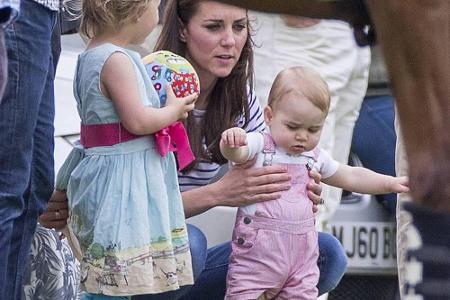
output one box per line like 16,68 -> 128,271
307,168 -> 322,213
213,159 -> 323,210
213,158 -> 291,207
38,190 -> 69,230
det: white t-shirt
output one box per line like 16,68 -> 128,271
240,132 -> 340,215
245,132 -> 340,179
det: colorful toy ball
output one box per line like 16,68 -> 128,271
143,50 -> 200,106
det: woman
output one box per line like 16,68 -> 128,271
40,1 -> 347,299
152,1 -> 346,298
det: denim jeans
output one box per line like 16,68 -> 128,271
351,95 -> 397,214
181,231 -> 347,299
0,29 -> 6,98
0,1 -> 57,299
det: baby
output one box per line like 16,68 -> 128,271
221,66 -> 408,299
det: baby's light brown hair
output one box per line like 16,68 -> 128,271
268,66 -> 330,114
80,0 -> 154,38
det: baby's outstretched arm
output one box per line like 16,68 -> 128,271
323,164 -> 409,195
101,52 -> 197,135
220,127 -> 250,164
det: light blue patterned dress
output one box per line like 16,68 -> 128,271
61,44 -> 193,296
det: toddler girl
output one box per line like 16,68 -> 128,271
220,66 -> 408,299
64,0 -> 197,298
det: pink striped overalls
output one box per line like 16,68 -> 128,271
226,133 -> 320,300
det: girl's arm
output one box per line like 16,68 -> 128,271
219,127 -> 250,164
101,52 -> 197,135
323,164 -> 409,195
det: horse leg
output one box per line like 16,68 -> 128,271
366,1 -> 450,298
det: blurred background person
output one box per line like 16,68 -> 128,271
0,1 -> 60,299
0,0 -> 19,98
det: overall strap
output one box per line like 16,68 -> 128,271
306,147 -> 320,171
262,132 -> 276,166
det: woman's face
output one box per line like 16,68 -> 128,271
180,1 -> 248,85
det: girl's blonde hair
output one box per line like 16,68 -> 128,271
80,0 -> 153,38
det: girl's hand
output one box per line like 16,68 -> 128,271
389,176 -> 409,193
39,190 -> 69,230
164,84 -> 198,120
221,127 -> 247,148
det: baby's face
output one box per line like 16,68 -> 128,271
265,95 -> 326,155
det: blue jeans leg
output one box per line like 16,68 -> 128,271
316,231 -> 348,293
131,224 -> 207,300
351,95 -> 397,214
183,231 -> 347,299
0,1 -> 56,299
0,29 -> 6,98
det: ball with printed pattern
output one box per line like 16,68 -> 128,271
143,50 -> 200,106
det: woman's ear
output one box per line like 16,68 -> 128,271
178,18 -> 187,42
264,106 -> 273,125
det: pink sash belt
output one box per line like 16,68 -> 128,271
80,122 -> 194,171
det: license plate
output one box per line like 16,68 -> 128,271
325,222 -> 397,274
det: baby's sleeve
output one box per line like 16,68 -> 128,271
245,132 -> 265,161
55,142 -> 85,190
317,148 -> 340,179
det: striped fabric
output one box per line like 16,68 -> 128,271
32,0 -> 60,10
178,88 -> 266,191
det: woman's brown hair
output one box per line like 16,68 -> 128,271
155,0 -> 255,171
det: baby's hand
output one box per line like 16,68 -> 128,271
164,84 -> 198,120
221,127 -> 247,148
390,176 -> 409,193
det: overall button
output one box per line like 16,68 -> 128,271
237,237 -> 245,245
243,217 -> 251,224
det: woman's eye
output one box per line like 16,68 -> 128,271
233,23 -> 246,31
205,24 -> 221,31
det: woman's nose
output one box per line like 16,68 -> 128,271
220,28 -> 236,47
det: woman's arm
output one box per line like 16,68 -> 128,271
182,159 -> 323,218
182,159 -> 290,217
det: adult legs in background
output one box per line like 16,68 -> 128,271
183,232 -> 347,299
351,95 -> 397,214
0,29 -> 6,98
0,1 -> 57,298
